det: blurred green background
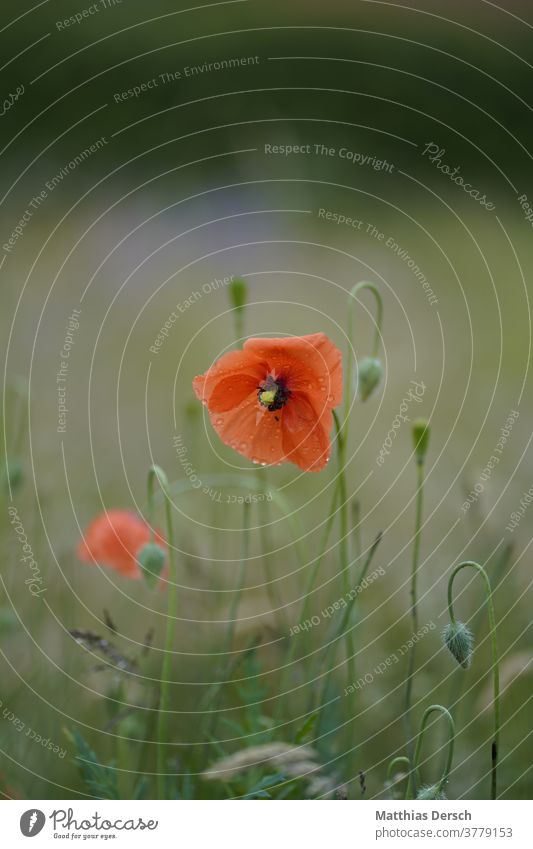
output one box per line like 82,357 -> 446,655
1,0 -> 532,800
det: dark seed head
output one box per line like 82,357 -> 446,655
258,374 -> 291,411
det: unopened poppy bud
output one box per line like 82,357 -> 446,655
184,399 -> 200,421
417,784 -> 446,800
228,276 -> 247,313
356,357 -> 382,401
443,620 -> 474,669
1,458 -> 24,494
137,542 -> 166,590
412,418 -> 430,463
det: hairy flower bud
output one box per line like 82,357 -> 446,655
443,620 -> 474,669
412,418 -> 430,463
356,357 -> 383,401
137,542 -> 166,590
417,784 -> 446,800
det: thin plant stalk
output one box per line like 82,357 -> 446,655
274,480 -> 340,721
351,499 -> 362,563
337,283 -> 383,681
387,756 -> 410,797
403,455 -> 425,795
333,410 -> 356,691
345,282 -> 383,411
448,544 -> 511,725
314,531 -> 382,714
257,466 -> 288,635
447,561 -> 500,799
202,501 -> 251,740
409,705 -> 455,799
148,464 -> 178,801
222,501 -> 251,657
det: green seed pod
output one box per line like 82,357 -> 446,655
137,542 -> 166,590
443,620 -> 474,669
412,418 -> 430,463
1,457 -> 24,494
228,276 -> 247,313
356,357 -> 383,401
417,784 -> 446,800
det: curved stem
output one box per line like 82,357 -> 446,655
149,465 -> 178,801
447,561 -> 500,800
345,281 -> 384,413
409,705 -> 455,798
387,756 -> 410,796
403,456 -> 425,796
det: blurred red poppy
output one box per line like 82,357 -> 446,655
193,333 -> 343,472
77,510 -> 166,580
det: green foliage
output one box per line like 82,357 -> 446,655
67,729 -> 119,800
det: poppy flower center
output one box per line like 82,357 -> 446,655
257,374 -> 291,411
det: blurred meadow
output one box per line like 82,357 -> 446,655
1,0 -> 532,800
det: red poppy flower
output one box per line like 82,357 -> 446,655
193,333 -> 343,472
77,510 -> 166,579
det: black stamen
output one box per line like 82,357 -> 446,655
257,374 -> 291,411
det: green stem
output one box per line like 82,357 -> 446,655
222,502 -> 251,657
351,500 -> 362,563
257,467 -> 288,635
274,479 -> 340,722
314,531 -> 382,714
233,311 -> 244,346
403,456 -> 425,796
345,281 -> 384,411
410,705 -> 455,798
447,561 -> 500,800
448,543 -> 511,728
387,756 -> 410,796
333,411 -> 356,694
149,465 -> 178,801
203,502 -> 251,740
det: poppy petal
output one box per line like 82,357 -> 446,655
281,393 -> 332,472
208,393 -> 286,466
208,373 -> 261,413
77,510 -> 166,580
193,349 -> 265,404
244,333 -> 342,407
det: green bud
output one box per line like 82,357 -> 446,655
228,277 -> 247,313
443,620 -> 474,669
137,542 -> 166,590
356,357 -> 383,401
184,399 -> 200,421
417,784 -> 446,800
412,419 -> 430,463
1,458 -> 24,495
